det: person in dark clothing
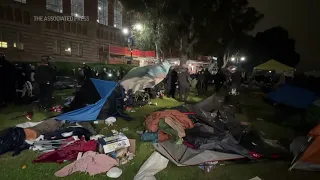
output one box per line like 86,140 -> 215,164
196,68 -> 205,95
35,58 -> 56,109
213,70 -> 225,92
82,63 -> 93,80
177,66 -> 190,102
169,69 -> 178,98
99,68 -> 108,80
204,68 -> 211,90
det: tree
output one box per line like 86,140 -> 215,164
121,0 -> 263,66
252,26 -> 300,67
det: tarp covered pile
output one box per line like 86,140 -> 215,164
140,94 -> 287,166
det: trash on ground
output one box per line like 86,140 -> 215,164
133,152 -> 169,180
198,161 -> 218,172
120,127 -> 129,132
249,176 -> 262,180
256,118 -> 264,121
107,167 -> 122,178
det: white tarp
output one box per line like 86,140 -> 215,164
134,152 -> 169,180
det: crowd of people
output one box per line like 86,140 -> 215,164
75,63 -> 126,84
164,66 -> 228,102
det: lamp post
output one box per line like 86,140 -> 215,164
122,23 -> 143,64
230,56 -> 246,68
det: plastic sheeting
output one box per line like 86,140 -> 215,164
121,62 -> 171,93
134,152 -> 169,180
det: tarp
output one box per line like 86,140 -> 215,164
121,61 -> 171,93
254,60 -> 295,72
267,85 -> 317,109
153,141 -> 244,166
56,79 -> 118,121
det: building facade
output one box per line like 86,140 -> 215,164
0,0 -> 127,63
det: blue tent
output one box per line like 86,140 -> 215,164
56,78 -> 118,121
267,85 -> 318,109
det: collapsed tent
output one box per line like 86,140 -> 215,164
56,78 -> 129,121
290,124 -> 320,171
121,61 -> 171,93
267,85 -> 318,109
150,94 -> 287,166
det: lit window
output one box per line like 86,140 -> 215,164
13,0 -> 26,3
63,42 -> 72,56
71,0 -> 84,17
98,0 -> 108,26
13,42 -> 24,50
0,31 -> 8,48
0,42 -> 7,48
13,33 -> 24,50
114,0 -> 123,29
46,0 -> 63,13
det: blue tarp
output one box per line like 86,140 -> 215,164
56,79 -> 118,121
267,85 -> 318,109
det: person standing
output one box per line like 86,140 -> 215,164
99,68 -> 108,80
177,65 -> 190,102
169,69 -> 178,98
204,68 -> 211,91
196,68 -> 205,95
35,57 -> 56,110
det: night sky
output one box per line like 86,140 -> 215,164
249,0 -> 320,71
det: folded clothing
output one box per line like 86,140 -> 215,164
55,151 -> 118,177
33,139 -> 97,163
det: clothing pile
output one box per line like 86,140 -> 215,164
142,94 -> 287,166
0,117 -> 135,178
141,110 -> 194,144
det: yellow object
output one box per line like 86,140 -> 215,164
253,59 -> 295,73
22,165 -> 27,169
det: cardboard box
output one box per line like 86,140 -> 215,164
101,133 -> 130,154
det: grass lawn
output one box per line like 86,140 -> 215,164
0,88 -> 319,180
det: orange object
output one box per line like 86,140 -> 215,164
290,124 -> 320,170
145,110 -> 194,142
24,128 -> 38,140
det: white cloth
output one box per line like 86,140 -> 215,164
134,152 -> 169,180
16,121 -> 43,128
30,72 -> 35,82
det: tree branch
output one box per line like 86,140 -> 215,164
186,37 -> 198,52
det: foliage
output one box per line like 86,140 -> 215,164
253,26 -> 300,67
122,0 -> 263,65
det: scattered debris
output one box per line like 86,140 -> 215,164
120,127 -> 129,132
107,167 -> 122,178
199,161 -> 218,172
249,176 -> 262,180
134,152 -> 169,180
